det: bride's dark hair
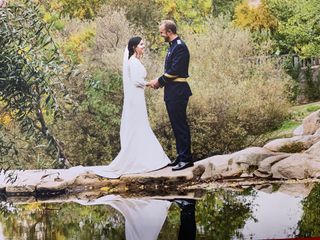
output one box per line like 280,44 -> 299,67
128,36 -> 142,59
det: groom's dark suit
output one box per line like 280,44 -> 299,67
158,36 -> 193,165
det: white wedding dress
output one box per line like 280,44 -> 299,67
89,48 -> 170,178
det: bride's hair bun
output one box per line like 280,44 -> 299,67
128,36 -> 142,59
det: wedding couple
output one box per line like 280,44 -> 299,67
92,20 -> 193,178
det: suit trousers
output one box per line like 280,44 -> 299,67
165,98 -> 192,163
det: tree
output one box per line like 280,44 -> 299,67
212,0 -> 240,17
233,0 -> 278,32
40,0 -> 108,20
0,0 -> 71,168
267,0 -> 320,56
155,0 -> 213,33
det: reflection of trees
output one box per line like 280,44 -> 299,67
0,189 -> 254,239
0,202 -> 125,239
159,189 -> 254,240
196,190 -> 253,239
297,183 -> 320,237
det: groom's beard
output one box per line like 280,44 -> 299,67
163,36 -> 170,42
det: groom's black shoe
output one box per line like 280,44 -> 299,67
172,161 -> 194,171
167,159 -> 180,167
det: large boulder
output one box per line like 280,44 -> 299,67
271,154 -> 310,179
213,147 -> 277,179
263,135 -> 320,153
198,155 -> 231,180
301,110 -> 320,135
254,154 -> 290,178
230,147 -> 276,166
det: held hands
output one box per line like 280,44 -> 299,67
146,79 -> 160,89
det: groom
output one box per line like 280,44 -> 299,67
149,20 -> 193,171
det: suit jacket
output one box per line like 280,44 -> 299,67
158,37 -> 192,102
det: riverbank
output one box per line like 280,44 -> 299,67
1,103 -> 320,198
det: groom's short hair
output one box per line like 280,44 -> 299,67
160,20 -> 177,34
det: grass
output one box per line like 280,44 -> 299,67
259,101 -> 320,144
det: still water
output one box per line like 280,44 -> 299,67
0,183 -> 319,240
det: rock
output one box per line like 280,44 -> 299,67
231,147 -> 275,166
206,147 -> 276,179
271,154 -> 309,179
240,172 -> 253,178
314,128 -> 320,135
306,160 -> 320,178
305,141 -> 320,156
6,185 -> 36,194
253,170 -> 271,178
263,135 -> 320,153
302,110 -> 320,135
293,125 -> 304,136
199,155 -> 231,180
220,166 -> 244,178
37,181 -> 69,191
73,173 -> 104,187
122,164 -> 205,182
258,154 -> 290,173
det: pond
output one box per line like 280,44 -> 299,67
0,182 -> 319,240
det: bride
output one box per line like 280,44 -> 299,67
91,37 -> 170,178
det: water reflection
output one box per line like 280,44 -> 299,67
239,189 -> 303,239
76,195 -> 171,240
175,199 -> 196,240
0,183 -> 319,239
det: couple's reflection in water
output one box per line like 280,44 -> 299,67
76,195 -> 196,240
175,199 -> 197,240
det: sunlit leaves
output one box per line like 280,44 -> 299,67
234,0 -> 278,32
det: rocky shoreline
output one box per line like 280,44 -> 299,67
1,109 -> 320,197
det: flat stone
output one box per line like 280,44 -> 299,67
6,185 -> 35,193
37,180 -> 69,191
121,164 -> 205,182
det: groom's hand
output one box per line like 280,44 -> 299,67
149,79 -> 160,89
